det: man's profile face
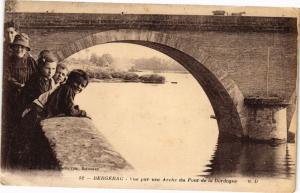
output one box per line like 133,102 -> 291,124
6,27 -> 18,43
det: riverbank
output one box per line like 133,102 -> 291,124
88,71 -> 166,84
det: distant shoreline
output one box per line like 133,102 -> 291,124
88,71 -> 168,84
88,71 -> 190,83
90,78 -> 124,83
89,78 -> 166,84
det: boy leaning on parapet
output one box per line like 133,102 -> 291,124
20,67 -> 89,123
33,63 -> 69,109
44,69 -> 89,118
21,63 -> 69,118
20,50 -> 57,111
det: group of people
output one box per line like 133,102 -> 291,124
2,21 -> 90,169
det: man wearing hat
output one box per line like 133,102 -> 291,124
7,33 -> 37,88
2,32 -> 37,168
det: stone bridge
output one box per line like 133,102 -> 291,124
6,13 -> 298,142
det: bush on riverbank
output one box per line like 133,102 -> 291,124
111,71 -> 126,79
123,72 -> 140,82
139,74 -> 165,84
87,69 -> 165,84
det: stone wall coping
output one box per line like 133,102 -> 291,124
6,12 -> 297,32
244,97 -> 291,106
40,117 -> 133,171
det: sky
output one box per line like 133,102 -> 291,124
13,0 -> 299,17
67,43 -> 172,62
65,43 -> 176,71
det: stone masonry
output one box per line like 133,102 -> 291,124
40,117 -> 132,171
5,13 -> 298,142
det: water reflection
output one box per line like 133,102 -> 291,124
75,72 -> 295,177
203,136 -> 295,178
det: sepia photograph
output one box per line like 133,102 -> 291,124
0,0 -> 299,192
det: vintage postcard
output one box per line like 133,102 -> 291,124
1,0 -> 298,193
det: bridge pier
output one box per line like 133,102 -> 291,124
244,97 -> 290,143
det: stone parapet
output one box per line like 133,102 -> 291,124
6,13 -> 297,32
40,117 -> 133,171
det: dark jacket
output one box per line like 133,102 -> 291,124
21,73 -> 55,110
3,53 -> 38,125
7,53 -> 38,86
44,84 -> 86,118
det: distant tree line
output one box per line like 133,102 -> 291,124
89,53 -> 113,67
131,57 -> 187,72
64,53 -> 187,73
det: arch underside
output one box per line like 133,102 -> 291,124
55,30 -> 247,137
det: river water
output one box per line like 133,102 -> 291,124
75,73 -> 295,178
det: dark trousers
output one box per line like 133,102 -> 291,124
8,104 -> 46,169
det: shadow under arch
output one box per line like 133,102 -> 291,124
55,29 -> 247,138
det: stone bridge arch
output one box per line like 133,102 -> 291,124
54,29 -> 247,138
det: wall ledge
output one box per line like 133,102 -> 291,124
40,117 -> 133,172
